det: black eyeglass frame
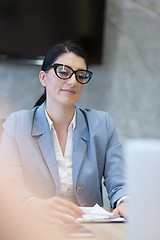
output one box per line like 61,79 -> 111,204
47,63 -> 93,84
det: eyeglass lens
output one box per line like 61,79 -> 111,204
56,65 -> 91,84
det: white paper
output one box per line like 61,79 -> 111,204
78,204 -> 125,222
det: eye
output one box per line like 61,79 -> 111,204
56,65 -> 71,78
77,71 -> 87,80
58,70 -> 69,76
78,74 -> 85,80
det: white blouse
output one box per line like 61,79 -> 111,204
45,108 -> 76,199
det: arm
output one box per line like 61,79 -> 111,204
0,113 -> 82,224
103,113 -> 128,214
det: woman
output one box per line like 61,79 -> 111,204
0,41 -> 127,224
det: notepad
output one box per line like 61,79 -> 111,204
77,204 -> 125,223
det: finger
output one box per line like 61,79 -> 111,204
112,204 -> 127,218
44,215 -> 64,225
50,197 -> 83,217
48,210 -> 79,224
112,208 -> 119,215
48,203 -> 81,220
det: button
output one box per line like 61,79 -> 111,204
76,186 -> 83,194
82,203 -> 87,207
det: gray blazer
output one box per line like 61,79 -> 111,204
0,103 -> 127,208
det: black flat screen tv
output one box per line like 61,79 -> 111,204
0,0 -> 106,65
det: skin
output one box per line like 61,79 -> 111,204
28,196 -> 83,224
39,52 -> 85,116
113,203 -> 128,219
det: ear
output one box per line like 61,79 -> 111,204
39,71 -> 47,87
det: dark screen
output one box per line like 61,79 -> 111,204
0,0 -> 105,64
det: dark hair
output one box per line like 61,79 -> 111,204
34,40 -> 88,107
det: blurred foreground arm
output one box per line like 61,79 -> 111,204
27,196 -> 83,224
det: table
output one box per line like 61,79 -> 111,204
59,222 -> 126,240
59,206 -> 127,240
1,214 -> 126,240
0,201 -> 126,240
81,222 -> 126,240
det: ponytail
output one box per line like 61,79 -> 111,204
34,88 -> 46,107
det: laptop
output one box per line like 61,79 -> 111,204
124,139 -> 160,240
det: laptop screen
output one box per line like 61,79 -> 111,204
124,139 -> 160,240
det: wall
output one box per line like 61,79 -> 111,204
79,0 -> 160,143
0,0 -> 160,144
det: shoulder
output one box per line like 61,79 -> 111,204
76,107 -> 120,148
77,107 -> 115,127
76,107 -> 117,139
5,107 -> 37,124
77,107 -> 121,149
3,107 -> 38,135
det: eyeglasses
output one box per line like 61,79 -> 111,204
47,63 -> 93,84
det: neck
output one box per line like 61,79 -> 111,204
46,102 -> 75,128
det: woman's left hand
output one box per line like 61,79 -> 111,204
112,202 -> 128,219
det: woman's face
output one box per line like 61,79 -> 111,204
40,52 -> 86,108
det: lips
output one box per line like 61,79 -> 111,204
62,89 -> 76,94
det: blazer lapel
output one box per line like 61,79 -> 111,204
32,103 -> 60,193
72,107 -> 89,188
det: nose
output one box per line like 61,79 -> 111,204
67,73 -> 77,85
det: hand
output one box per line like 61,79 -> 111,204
27,196 -> 83,224
112,202 -> 128,219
